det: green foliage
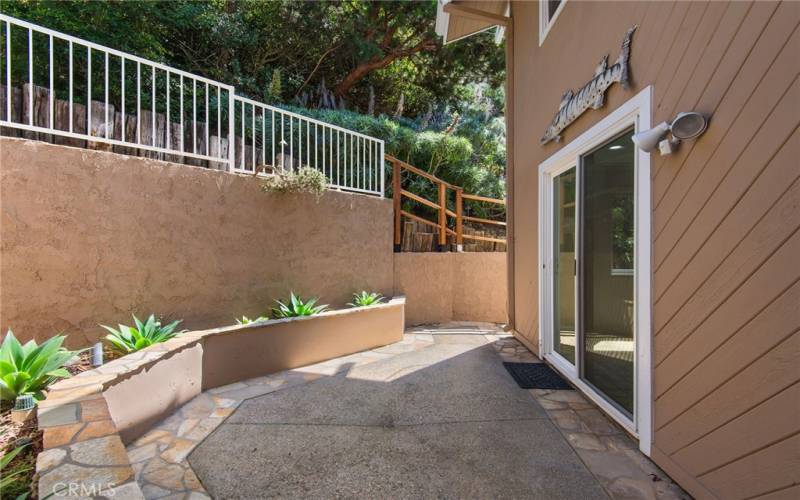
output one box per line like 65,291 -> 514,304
3,1 -> 503,117
348,291 -> 385,307
101,315 -> 185,354
412,131 -> 473,177
272,293 -> 328,319
611,194 -> 635,269
0,443 -> 31,497
235,316 -> 269,326
282,83 -> 506,219
0,331 -> 77,401
261,167 -> 328,198
267,69 -> 282,103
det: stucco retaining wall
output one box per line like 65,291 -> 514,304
393,252 -> 507,326
0,138 -> 394,348
1,138 -> 506,348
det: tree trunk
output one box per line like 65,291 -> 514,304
332,36 -> 436,97
394,93 -> 404,119
333,57 -> 396,97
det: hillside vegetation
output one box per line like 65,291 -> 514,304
3,0 -> 506,204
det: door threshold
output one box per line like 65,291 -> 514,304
543,353 -> 639,442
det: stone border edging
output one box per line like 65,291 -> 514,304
36,297 -> 405,499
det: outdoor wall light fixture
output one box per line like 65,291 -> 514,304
632,111 -> 708,155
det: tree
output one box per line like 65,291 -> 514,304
267,69 -> 282,103
330,2 -> 438,97
3,0 -> 504,118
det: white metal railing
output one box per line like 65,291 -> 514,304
0,14 -> 384,196
232,95 -> 384,195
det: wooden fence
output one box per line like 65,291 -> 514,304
0,83 -> 235,169
387,154 -> 506,253
399,220 -> 506,252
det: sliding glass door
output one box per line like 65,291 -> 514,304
553,167 -> 577,364
549,128 -> 636,417
580,130 -> 635,416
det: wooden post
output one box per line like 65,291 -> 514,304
455,188 -> 464,252
438,182 -> 447,250
392,157 -> 402,251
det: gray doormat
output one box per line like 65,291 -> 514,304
503,362 -> 573,390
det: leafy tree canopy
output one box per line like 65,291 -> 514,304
3,0 -> 504,117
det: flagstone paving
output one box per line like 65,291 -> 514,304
126,323 -> 687,499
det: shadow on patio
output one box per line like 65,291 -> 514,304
125,324 -> 687,499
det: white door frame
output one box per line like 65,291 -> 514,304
537,86 -> 652,455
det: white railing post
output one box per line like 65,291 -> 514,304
380,140 -> 385,198
48,34 -> 53,129
69,41 -> 73,132
87,46 -> 91,132
5,21 -> 10,122
121,57 -> 125,142
227,88 -> 235,172
27,28 -> 32,125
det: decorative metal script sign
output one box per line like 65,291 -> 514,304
541,26 -> 638,145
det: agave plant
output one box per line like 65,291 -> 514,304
348,291 -> 385,307
272,292 -> 328,318
101,314 -> 185,354
0,331 -> 78,401
235,315 -> 269,325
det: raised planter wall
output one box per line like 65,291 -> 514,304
103,342 -> 204,444
202,298 -> 404,389
35,297 -> 404,498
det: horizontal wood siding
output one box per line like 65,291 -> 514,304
511,1 -> 800,498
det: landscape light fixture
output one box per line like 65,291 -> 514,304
12,394 -> 36,423
632,111 -> 708,155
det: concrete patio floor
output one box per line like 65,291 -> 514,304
126,324 -> 687,499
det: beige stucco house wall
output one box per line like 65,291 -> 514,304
440,1 -> 799,498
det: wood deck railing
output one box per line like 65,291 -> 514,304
386,154 -> 506,251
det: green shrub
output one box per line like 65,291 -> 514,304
261,167 -> 328,198
0,331 -> 78,401
266,68 -> 282,103
279,104 -> 505,219
235,315 -> 269,325
410,131 -> 473,177
0,444 -> 30,496
272,293 -> 328,318
101,314 -> 185,354
348,291 -> 385,307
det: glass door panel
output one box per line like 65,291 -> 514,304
580,129 -> 635,415
553,167 -> 576,364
